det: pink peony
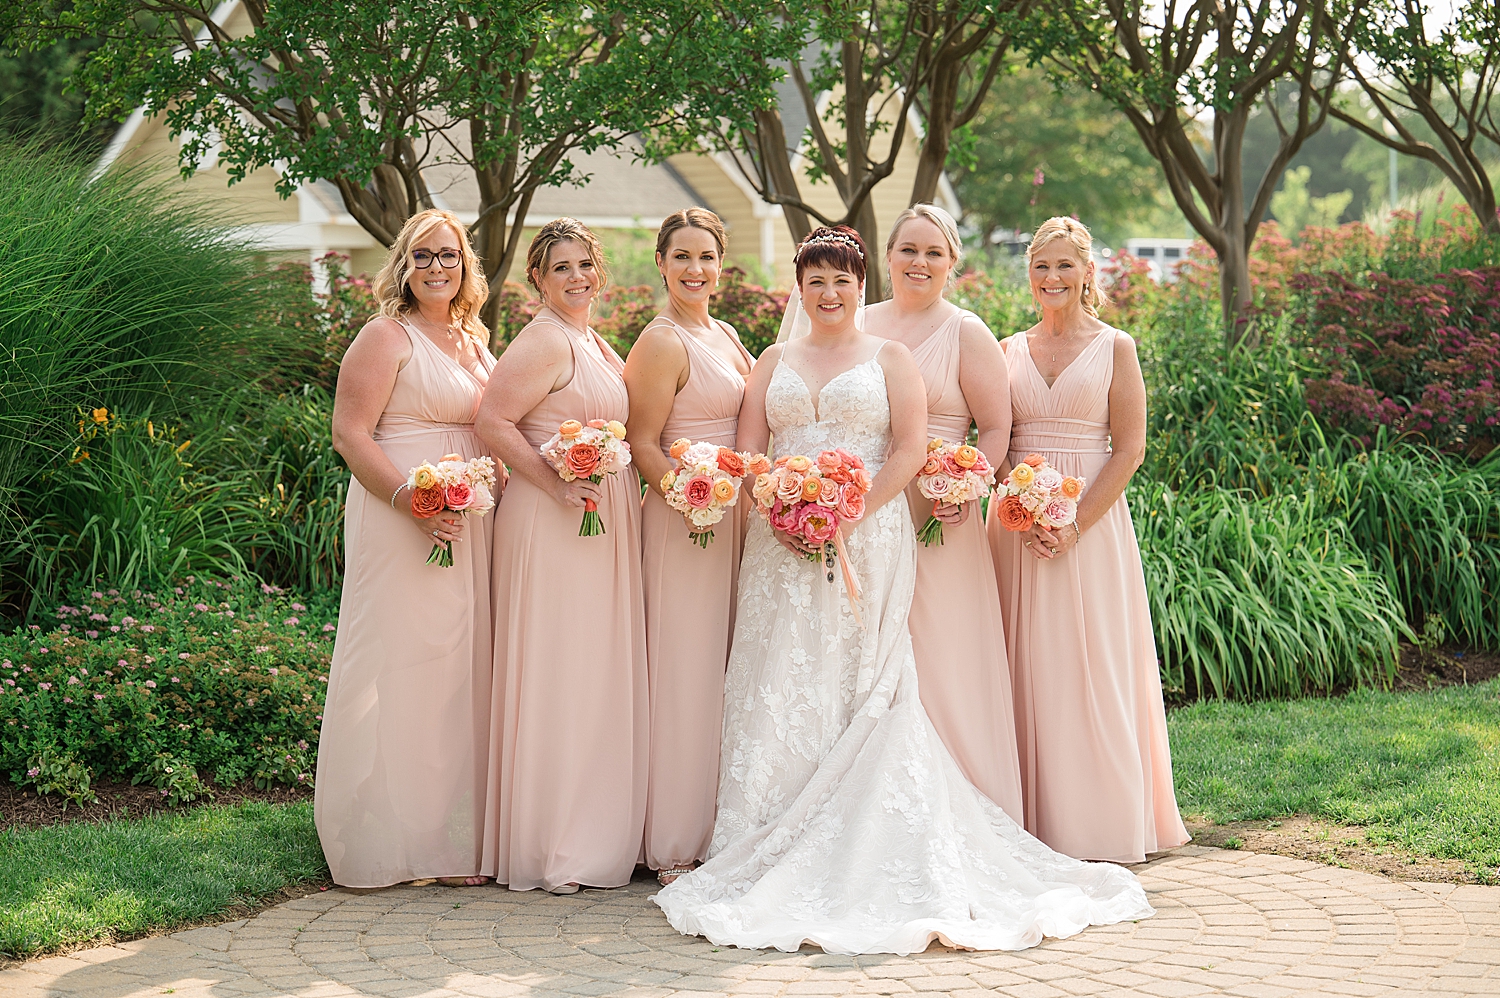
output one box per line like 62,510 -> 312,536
797,503 -> 839,545
445,481 -> 474,511
768,499 -> 801,534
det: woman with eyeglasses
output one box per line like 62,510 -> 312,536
317,208 -> 499,888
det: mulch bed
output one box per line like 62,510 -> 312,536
1393,641 -> 1500,690
0,780 -> 313,833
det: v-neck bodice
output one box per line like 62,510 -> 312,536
515,315 -> 630,449
372,320 -> 496,440
658,318 -> 752,450
1005,329 -> 1115,471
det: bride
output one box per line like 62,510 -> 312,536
653,226 -> 1155,955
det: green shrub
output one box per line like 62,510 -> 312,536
1135,482 -> 1406,699
0,576 -> 333,794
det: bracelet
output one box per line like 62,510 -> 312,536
390,482 -> 411,509
1071,521 -> 1082,542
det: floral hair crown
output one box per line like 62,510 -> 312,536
794,231 -> 865,261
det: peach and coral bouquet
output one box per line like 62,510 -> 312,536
915,438 -> 997,547
660,439 -> 769,548
407,454 -> 498,567
993,454 -> 1085,534
540,418 -> 632,537
751,449 -> 873,620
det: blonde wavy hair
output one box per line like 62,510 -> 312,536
1026,216 -> 1108,316
526,217 -> 609,303
373,208 -> 490,342
885,203 -> 963,289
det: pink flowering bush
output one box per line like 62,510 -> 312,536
0,576 -> 335,804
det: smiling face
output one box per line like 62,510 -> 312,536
407,223 -> 464,310
887,216 -> 955,303
800,264 -> 862,332
533,238 -> 599,321
1028,237 -> 1095,314
658,226 -> 721,308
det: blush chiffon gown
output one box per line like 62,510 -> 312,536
988,328 -> 1190,863
481,313 -> 649,891
901,310 -> 1024,821
640,318 -> 753,873
315,320 -> 497,888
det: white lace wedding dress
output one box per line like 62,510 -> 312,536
652,346 -> 1156,955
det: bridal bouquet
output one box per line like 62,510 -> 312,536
660,438 -> 771,548
540,419 -> 632,537
751,449 -> 873,620
993,454 -> 1084,533
407,454 -> 499,567
915,438 -> 997,547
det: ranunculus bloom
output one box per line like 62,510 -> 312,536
587,419 -> 608,429
747,453 -> 772,476
776,470 -> 805,503
927,437 -> 945,453
836,482 -> 865,521
797,504 -> 838,544
954,445 -> 979,468
445,482 -> 474,511
1024,453 -> 1046,468
785,455 -> 812,473
606,420 -> 627,439
684,475 -> 715,509
712,478 -> 736,502
1060,476 -> 1083,498
669,438 -> 691,459
412,465 -> 438,490
800,476 -> 822,502
411,485 -> 446,518
851,468 -> 872,491
996,494 -> 1034,531
565,443 -> 601,478
816,451 -> 843,476
835,448 -> 863,469
920,455 -> 942,476
661,470 -> 677,492
1010,463 -> 1036,489
1044,497 -> 1077,526
815,477 -> 840,507
560,420 -> 584,439
716,448 -> 746,476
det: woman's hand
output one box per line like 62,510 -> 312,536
414,507 -> 466,545
1021,522 -> 1080,560
773,527 -> 819,559
551,477 -> 603,510
931,501 -> 970,526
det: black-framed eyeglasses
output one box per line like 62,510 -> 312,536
412,249 -> 462,270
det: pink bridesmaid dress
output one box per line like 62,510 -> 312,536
481,317 -> 649,890
901,310 -> 1024,821
640,319 -> 753,872
316,321 -> 497,888
987,328 -> 1189,863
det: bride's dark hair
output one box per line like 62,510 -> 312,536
794,225 -> 867,285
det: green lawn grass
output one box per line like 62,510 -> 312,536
1169,679 -> 1500,879
0,801 -> 326,959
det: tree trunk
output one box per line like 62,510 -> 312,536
853,196 -> 882,301
1217,233 -> 1253,346
754,109 -> 814,246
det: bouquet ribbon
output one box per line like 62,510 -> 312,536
832,527 -> 863,626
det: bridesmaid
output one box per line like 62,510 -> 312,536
987,216 -> 1189,863
318,208 -> 497,888
476,218 -> 648,894
862,204 -> 1023,821
623,208 -> 754,886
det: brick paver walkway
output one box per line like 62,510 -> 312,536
4,847 -> 1497,998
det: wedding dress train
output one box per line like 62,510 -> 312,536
653,346 -> 1155,954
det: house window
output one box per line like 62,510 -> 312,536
1137,246 -> 1156,257
1163,247 -> 1181,259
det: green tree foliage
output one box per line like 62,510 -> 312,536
11,1 -> 796,319
0,37 -> 114,154
1270,164 -> 1354,237
950,67 -> 1166,247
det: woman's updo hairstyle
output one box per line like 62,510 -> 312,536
885,203 -> 964,285
656,207 -> 727,259
1026,216 -> 1108,317
794,225 -> 867,285
372,208 -> 490,342
526,217 -> 609,299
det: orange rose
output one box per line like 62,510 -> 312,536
747,453 -> 772,476
1023,453 -> 1046,468
669,438 -> 691,459
410,485 -> 446,519
565,443 -> 600,478
716,448 -> 746,476
995,494 -> 1034,532
801,476 -> 823,501
1060,476 -> 1083,499
559,420 -> 583,439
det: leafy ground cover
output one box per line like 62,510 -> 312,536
0,799 -> 326,960
1171,674 -> 1500,883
